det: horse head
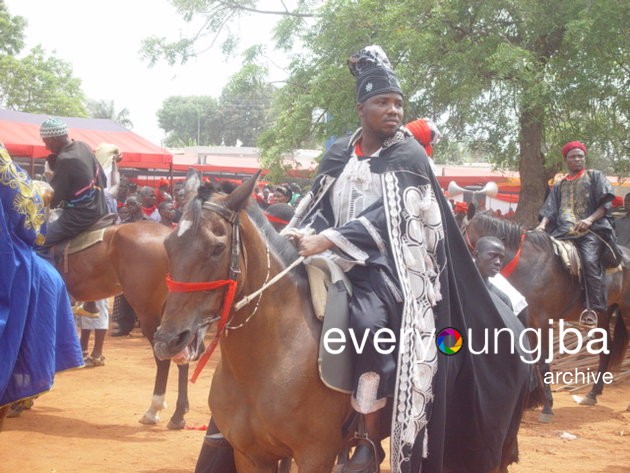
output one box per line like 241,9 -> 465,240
153,173 -> 260,363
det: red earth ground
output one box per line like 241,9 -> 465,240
1,328 -> 629,473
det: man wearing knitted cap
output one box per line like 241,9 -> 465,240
281,46 -> 529,473
536,141 -> 616,326
40,118 -> 109,317
40,118 -> 108,247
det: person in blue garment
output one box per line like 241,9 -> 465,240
0,142 -> 84,426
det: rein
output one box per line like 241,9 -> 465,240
501,232 -> 526,277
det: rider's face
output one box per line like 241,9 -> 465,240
357,93 -> 404,140
564,148 -> 586,174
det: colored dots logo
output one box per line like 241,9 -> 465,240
436,327 -> 463,355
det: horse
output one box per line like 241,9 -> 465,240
462,211 -> 629,420
153,175 -> 352,472
153,175 -> 531,473
54,219 -> 193,429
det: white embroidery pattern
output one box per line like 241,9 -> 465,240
385,173 -> 443,473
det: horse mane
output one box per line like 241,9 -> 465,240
187,182 -> 306,285
473,212 -> 552,251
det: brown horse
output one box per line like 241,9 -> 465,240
57,219 -> 198,429
463,212 -> 629,419
153,176 -> 352,472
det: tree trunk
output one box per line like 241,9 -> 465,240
515,105 -> 553,227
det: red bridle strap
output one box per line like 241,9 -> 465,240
165,274 -> 238,383
500,232 -> 526,278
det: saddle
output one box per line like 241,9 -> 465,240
52,213 -> 118,272
550,235 -> 623,280
550,237 -> 582,279
305,255 -> 354,394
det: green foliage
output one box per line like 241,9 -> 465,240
0,45 -> 87,116
0,1 -> 25,55
157,95 -> 222,147
158,48 -> 276,147
144,0 -> 629,207
219,61 -> 276,146
0,3 -> 87,116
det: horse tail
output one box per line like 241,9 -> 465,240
607,305 -> 629,372
523,363 -> 547,410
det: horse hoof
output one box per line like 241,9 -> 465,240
167,418 -> 186,430
139,413 -> 159,425
579,396 -> 597,406
538,412 -> 554,423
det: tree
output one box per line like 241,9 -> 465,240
157,49 -> 276,147
217,48 -> 276,146
144,1 -> 629,224
87,99 -> 134,128
157,95 -> 222,147
0,0 -> 25,55
0,3 -> 87,117
0,45 -> 87,117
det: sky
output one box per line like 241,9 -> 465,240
4,0 -> 289,147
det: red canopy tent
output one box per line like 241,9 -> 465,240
0,109 -> 172,174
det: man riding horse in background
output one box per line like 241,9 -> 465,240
39,117 -> 109,315
536,141 -> 617,326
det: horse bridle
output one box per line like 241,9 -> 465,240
165,199 -> 273,382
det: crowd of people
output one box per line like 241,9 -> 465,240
1,44 -> 628,473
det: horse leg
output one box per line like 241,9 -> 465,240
166,363 -> 189,430
579,351 -> 610,406
580,308 -> 616,406
538,361 -> 554,423
139,355 -> 169,425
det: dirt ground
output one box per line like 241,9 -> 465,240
1,327 -> 629,473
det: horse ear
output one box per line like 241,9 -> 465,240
224,170 -> 261,212
467,202 -> 476,221
183,168 -> 201,206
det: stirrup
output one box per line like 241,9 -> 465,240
341,416 -> 383,473
579,309 -> 598,328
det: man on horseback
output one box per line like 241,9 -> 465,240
287,45 -> 530,473
39,117 -> 109,315
536,141 -> 616,326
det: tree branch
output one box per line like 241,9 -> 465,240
215,0 -> 316,18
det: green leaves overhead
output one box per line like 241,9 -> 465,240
0,3 -> 87,116
144,0 -> 628,221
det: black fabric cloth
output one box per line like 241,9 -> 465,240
292,129 -> 531,473
539,169 -> 615,311
347,265 -> 402,401
44,140 -> 108,246
616,216 -> 630,248
112,294 -> 136,335
539,170 -> 614,237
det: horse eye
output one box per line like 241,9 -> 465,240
211,243 -> 226,256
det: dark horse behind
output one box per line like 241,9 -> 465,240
463,211 -> 629,420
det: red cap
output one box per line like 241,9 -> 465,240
562,141 -> 587,158
454,201 -> 468,214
